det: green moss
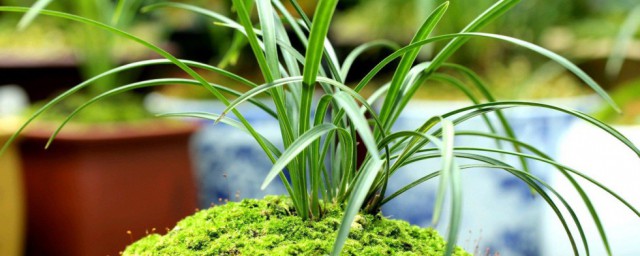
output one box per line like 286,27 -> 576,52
28,92 -> 152,124
124,196 -> 470,256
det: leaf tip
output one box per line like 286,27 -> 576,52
16,19 -> 30,31
140,5 -> 153,13
213,113 -> 226,126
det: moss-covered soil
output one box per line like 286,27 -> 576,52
124,196 -> 469,255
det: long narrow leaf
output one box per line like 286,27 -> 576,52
378,2 -> 448,131
432,119 -> 456,226
16,0 -> 52,30
260,124 -> 339,189
341,40 -> 400,80
331,158 -> 384,255
44,78 -> 270,146
353,32 -> 619,112
301,0 -> 337,86
606,5 -> 640,78
439,101 -> 638,156
256,0 -> 281,80
330,89 -> 388,255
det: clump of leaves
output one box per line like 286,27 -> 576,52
1,0 -> 640,255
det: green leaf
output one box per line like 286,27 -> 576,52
378,1 -> 448,131
231,0 -> 274,82
256,0 -> 281,80
260,123 -> 338,190
159,111 -> 295,200
331,158 -> 384,256
432,119 -> 456,226
330,90 -> 385,255
354,32 -> 619,112
332,92 -> 380,157
341,40 -> 400,80
0,57 -> 256,155
16,0 -> 52,30
158,112 -> 282,159
440,101 -> 638,156
452,147 -> 621,255
301,0 -> 338,86
422,0 -> 520,76
43,78 -> 256,147
606,6 -> 640,78
143,2 -> 240,37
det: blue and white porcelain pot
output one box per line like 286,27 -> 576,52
380,95 -> 600,256
541,122 -> 640,256
145,93 -> 287,207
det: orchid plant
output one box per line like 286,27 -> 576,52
2,0 -> 639,255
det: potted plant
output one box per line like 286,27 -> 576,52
2,0 -> 639,255
1,1 -> 199,255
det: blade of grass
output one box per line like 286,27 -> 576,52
330,90 -> 386,255
230,0 -> 274,81
352,32 -> 620,113
299,0 -> 338,164
229,0 -> 297,178
44,78 -> 270,146
440,63 -> 529,171
378,1 -> 448,132
341,40 -> 400,80
159,111 -> 294,200
421,0 -> 520,77
256,0 -> 281,80
606,5 -> 640,78
260,123 -> 339,189
432,119 -> 456,226
16,0 -> 52,30
288,0 -> 342,82
438,101 -> 638,156
331,158 -> 384,256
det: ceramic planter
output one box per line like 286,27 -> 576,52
145,93 -> 288,207
19,121 -> 199,256
380,95 -> 600,256
145,93 -> 603,256
542,122 -> 640,255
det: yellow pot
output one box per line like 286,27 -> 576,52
0,117 -> 24,256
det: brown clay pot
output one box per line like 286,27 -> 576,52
19,121 -> 199,256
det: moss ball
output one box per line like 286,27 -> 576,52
124,196 -> 470,256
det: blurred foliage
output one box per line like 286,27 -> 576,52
330,0 -> 640,100
0,0 -> 164,123
331,0 -> 628,68
3,0 -> 640,107
30,92 -> 152,123
594,78 -> 640,124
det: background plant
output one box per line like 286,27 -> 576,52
6,0 -> 162,122
2,0 -> 640,255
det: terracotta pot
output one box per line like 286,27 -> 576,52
0,118 -> 25,256
19,120 -> 199,256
